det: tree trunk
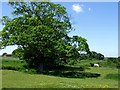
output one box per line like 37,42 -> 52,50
37,62 -> 44,73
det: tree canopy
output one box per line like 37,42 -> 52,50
12,47 -> 24,59
1,2 -> 92,72
91,51 -> 104,60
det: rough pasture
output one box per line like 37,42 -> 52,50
1,68 -> 118,88
1,58 -> 119,88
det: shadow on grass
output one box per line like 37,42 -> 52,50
2,63 -> 101,79
104,74 -> 120,81
41,65 -> 101,78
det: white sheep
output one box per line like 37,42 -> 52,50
90,63 -> 99,67
94,64 -> 99,67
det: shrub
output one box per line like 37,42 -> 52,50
107,58 -> 117,63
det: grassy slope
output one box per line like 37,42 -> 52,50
1,57 -> 119,88
2,67 -> 118,88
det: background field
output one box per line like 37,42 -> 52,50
1,57 -> 119,88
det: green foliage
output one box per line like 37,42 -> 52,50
116,57 -> 120,68
106,57 -> 120,68
116,62 -> 120,68
0,16 -> 11,25
107,57 -> 117,63
0,2 -> 70,70
90,51 -> 104,60
12,48 -> 24,59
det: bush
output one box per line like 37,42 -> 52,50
107,58 -> 117,63
106,57 -> 120,68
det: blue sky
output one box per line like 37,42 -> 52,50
0,2 -> 118,57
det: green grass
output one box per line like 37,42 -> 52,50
1,59 -> 26,71
1,56 -> 19,61
0,57 -> 27,71
1,57 -> 119,88
105,74 -> 119,80
2,67 -> 118,88
75,59 -> 117,68
85,67 -> 118,79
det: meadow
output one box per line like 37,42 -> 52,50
1,57 -> 119,88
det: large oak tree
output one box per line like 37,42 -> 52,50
0,1 -> 90,72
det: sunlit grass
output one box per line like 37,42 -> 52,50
1,57 -> 119,88
85,67 -> 118,78
2,69 -> 118,88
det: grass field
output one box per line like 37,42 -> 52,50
1,57 -> 119,88
2,68 -> 118,88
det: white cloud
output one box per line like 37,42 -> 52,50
72,4 -> 92,13
72,4 -> 83,13
88,8 -> 91,11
